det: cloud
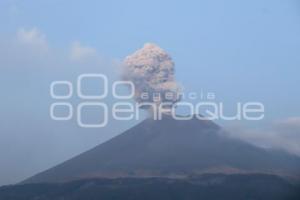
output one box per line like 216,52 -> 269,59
16,28 -> 48,51
122,43 -> 181,111
0,28 -> 108,69
277,117 -> 300,128
69,41 -> 97,62
225,117 -> 300,156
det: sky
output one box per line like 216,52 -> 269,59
0,0 -> 300,186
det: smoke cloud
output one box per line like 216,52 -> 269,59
225,117 -> 300,156
123,43 -> 181,110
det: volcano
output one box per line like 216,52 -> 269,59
24,115 -> 300,183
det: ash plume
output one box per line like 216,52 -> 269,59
122,43 -> 181,111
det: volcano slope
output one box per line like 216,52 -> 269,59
24,114 -> 300,183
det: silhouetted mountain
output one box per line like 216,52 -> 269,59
2,174 -> 300,200
24,114 -> 300,183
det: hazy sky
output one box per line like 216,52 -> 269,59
0,0 -> 300,186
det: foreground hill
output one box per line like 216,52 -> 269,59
2,174 -> 300,200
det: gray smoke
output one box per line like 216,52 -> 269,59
123,43 -> 181,110
225,117 -> 300,156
